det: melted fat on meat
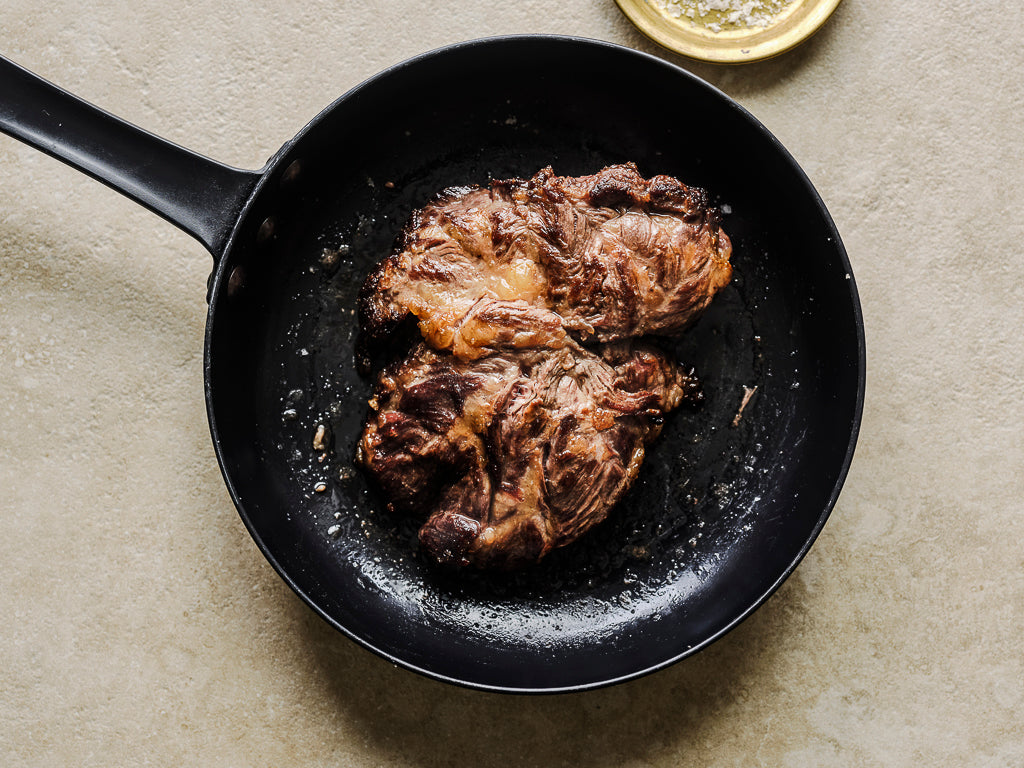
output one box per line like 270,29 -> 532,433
359,163 -> 732,360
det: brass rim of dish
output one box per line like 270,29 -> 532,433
614,0 -> 844,64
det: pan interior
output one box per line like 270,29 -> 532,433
206,38 -> 862,692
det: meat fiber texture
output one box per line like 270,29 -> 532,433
357,163 -> 732,568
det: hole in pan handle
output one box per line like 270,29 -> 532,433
0,54 -> 261,263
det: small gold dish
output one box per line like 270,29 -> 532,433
614,0 -> 843,64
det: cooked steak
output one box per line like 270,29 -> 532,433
356,164 -> 732,568
357,341 -> 701,568
360,163 -> 732,360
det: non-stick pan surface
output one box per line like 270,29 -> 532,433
1,36 -> 864,693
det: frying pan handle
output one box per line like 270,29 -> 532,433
0,55 -> 260,261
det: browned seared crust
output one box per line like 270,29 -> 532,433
356,164 -> 731,568
359,163 -> 732,359
357,341 -> 701,569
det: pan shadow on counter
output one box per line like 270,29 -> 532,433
288,564 -> 816,766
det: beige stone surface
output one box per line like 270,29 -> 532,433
1,1 -> 1022,765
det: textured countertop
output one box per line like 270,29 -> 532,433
2,1 -> 1022,765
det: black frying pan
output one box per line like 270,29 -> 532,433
0,35 -> 864,693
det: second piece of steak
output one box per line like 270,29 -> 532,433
357,340 -> 701,569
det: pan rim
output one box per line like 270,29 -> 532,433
202,33 -> 866,694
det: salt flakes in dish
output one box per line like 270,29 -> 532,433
651,0 -> 794,30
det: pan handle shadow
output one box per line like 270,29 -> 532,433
0,55 -> 261,260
